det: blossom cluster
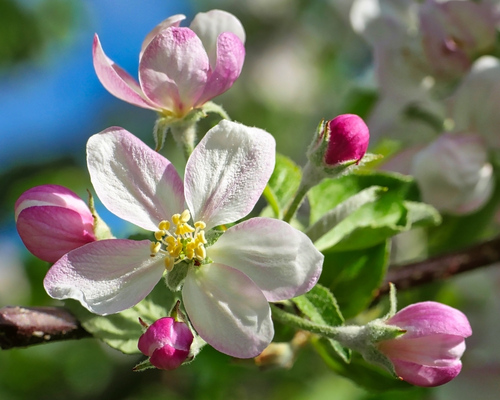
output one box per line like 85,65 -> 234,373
13,6 -> 473,388
350,0 -> 499,215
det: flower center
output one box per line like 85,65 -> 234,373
150,209 -> 207,271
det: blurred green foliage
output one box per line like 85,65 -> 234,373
0,0 -> 77,69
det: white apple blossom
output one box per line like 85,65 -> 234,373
43,120 -> 323,358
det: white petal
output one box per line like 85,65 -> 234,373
185,120 -> 275,229
208,218 -> 323,301
182,263 -> 273,358
190,10 -> 246,68
87,127 -> 185,231
43,239 -> 166,315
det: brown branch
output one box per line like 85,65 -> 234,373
0,306 -> 90,349
2,237 -> 500,350
376,236 -> 500,299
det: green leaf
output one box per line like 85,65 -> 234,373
309,171 -> 416,224
67,283 -> 178,354
308,172 -> 440,251
320,241 -> 390,319
292,284 -> 344,327
312,336 -> 411,392
305,186 -> 386,244
262,153 -> 302,219
292,285 -> 350,362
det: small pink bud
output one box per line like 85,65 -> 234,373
309,114 -> 370,169
324,114 -> 370,165
138,317 -> 194,370
15,185 -> 96,263
378,302 -> 472,387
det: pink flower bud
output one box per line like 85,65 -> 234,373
378,301 -> 472,387
325,114 -> 369,165
138,317 -> 194,370
309,114 -> 370,168
15,185 -> 96,263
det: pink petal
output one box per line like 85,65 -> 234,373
182,263 -> 273,358
185,120 -> 276,230
208,217 -> 323,301
43,239 -> 165,315
140,14 -> 186,59
150,345 -> 190,370
195,32 -> 245,106
139,27 -> 209,115
92,34 -> 157,110
190,9 -> 246,68
391,358 -> 463,387
387,301 -> 472,338
87,127 -> 185,231
15,184 -> 94,224
17,206 -> 96,263
379,334 -> 467,365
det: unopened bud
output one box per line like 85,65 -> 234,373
378,302 -> 472,387
15,185 -> 97,263
138,317 -> 194,370
307,114 -> 370,173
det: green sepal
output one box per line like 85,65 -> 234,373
165,260 -> 189,292
200,101 -> 230,120
87,190 -> 113,240
132,359 -> 155,372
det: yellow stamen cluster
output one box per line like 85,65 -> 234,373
150,209 -> 207,271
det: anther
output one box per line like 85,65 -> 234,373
159,220 -> 170,231
154,230 -> 165,241
180,209 -> 191,223
150,242 -> 161,256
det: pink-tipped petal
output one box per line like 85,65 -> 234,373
87,127 -> 184,231
386,301 -> 472,339
17,206 -> 96,263
150,345 -> 190,370
208,217 -> 323,301
139,27 -> 209,115
182,263 -> 273,358
93,34 -> 157,110
15,184 -> 93,224
190,9 -> 246,67
185,120 -> 275,230
43,239 -> 165,315
390,358 -> 463,387
140,14 -> 186,59
195,32 -> 245,106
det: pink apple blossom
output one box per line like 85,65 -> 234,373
378,301 -> 472,387
43,120 -> 323,358
15,185 -> 96,263
138,317 -> 193,370
93,10 -> 245,118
